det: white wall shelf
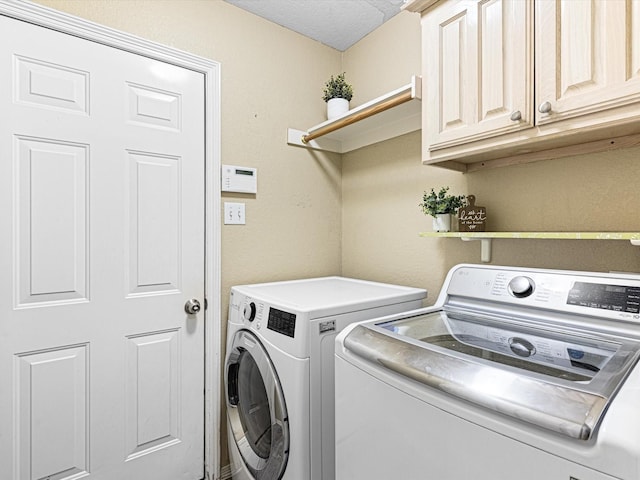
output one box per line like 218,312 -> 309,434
287,75 -> 422,154
419,232 -> 640,263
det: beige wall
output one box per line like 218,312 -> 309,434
342,10 -> 421,103
342,10 -> 640,304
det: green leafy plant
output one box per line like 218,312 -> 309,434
419,187 -> 467,217
322,72 -> 353,102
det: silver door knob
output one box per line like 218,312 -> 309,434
184,299 -> 201,314
510,110 -> 522,121
538,101 -> 552,114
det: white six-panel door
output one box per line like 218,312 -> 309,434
0,12 -> 207,480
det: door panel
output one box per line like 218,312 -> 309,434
15,137 -> 89,306
16,344 -> 89,480
1,13 -> 205,480
125,329 -> 181,459
15,55 -> 90,114
536,0 -> 640,123
126,151 -> 182,296
424,0 -> 533,151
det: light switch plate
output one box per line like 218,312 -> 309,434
224,202 -> 245,225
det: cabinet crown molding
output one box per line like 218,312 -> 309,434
402,0 -> 441,13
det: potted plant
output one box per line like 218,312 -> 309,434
322,72 -> 353,119
419,187 -> 467,232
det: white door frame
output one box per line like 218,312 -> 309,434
0,1 -> 222,479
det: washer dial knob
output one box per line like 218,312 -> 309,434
243,302 -> 257,322
509,337 -> 536,357
508,276 -> 534,298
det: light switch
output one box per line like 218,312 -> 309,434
224,202 -> 246,225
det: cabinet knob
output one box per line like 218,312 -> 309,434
510,110 -> 522,121
538,101 -> 552,114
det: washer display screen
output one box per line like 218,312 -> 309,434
568,282 -> 640,313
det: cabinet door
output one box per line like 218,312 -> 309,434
424,0 -> 533,151
536,0 -> 640,125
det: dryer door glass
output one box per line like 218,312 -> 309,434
236,350 -> 272,458
226,330 -> 289,479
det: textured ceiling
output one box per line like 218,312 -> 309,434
224,0 -> 405,51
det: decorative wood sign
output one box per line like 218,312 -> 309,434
458,195 -> 487,232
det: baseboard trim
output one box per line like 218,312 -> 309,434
218,464 -> 233,480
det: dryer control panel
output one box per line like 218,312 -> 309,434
267,308 -> 296,338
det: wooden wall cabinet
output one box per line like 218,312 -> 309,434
406,0 -> 640,172
423,0 -> 533,151
536,1 -> 640,125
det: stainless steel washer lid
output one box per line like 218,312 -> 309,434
343,309 -> 640,440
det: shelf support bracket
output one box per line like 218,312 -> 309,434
461,237 -> 492,262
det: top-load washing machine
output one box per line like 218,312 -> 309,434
224,276 -> 426,480
335,264 -> 640,480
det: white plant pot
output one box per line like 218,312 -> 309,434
432,214 -> 452,232
327,98 -> 349,119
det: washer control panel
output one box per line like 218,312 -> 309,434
446,265 -> 640,323
508,276 -> 535,298
568,282 -> 640,314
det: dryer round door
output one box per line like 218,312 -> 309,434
226,329 -> 289,480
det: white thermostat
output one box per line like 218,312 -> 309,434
222,164 -> 257,193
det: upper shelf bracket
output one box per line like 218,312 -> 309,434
287,75 -> 422,154
461,237 -> 492,262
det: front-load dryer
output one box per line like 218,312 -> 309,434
224,276 -> 426,480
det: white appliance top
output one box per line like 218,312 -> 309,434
232,276 -> 426,317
